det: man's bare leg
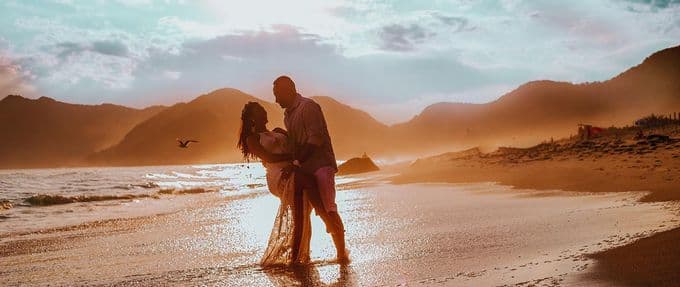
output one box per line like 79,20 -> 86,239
295,171 -> 348,262
309,202 -> 347,261
327,211 -> 349,262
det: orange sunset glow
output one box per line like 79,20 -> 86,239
1,1 -> 680,286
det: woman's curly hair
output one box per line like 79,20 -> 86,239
237,102 -> 265,160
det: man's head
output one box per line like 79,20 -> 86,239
273,75 -> 297,109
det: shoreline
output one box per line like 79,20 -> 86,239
1,180 -> 677,286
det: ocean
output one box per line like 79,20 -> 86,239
0,163 -> 281,234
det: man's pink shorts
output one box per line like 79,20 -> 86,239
314,166 -> 338,213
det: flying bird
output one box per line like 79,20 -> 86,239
176,138 -> 199,148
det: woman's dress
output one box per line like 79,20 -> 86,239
259,131 -> 312,267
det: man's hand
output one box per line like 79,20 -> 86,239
273,127 -> 288,136
280,164 -> 298,181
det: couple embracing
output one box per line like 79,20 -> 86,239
237,76 -> 349,266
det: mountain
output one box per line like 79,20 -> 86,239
89,91 -> 389,166
3,45 -> 679,168
311,96 -> 389,157
88,88 -> 282,166
392,45 -> 680,152
0,95 -> 164,168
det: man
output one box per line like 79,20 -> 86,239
272,75 -> 349,262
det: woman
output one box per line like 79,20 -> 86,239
237,101 -> 312,266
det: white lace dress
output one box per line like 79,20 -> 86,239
259,131 -> 312,267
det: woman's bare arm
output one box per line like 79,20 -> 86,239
272,127 -> 288,136
246,134 -> 293,163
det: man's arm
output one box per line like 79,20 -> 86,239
272,127 -> 288,136
295,103 -> 326,164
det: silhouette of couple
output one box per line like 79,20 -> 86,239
238,76 -> 349,267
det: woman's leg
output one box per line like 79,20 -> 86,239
290,177 -> 305,263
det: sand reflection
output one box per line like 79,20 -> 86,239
263,263 -> 356,287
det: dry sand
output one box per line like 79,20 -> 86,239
1,181 -> 677,286
393,125 -> 680,286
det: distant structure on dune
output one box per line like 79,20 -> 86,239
577,124 -> 605,141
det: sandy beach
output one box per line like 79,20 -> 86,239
1,178 -> 678,286
392,125 -> 680,286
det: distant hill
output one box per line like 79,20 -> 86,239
88,90 -> 388,166
392,45 -> 680,153
88,88 -> 282,166
311,96 -> 389,157
2,45 -> 679,168
0,95 -> 164,168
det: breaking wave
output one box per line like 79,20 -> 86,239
157,188 -> 217,195
25,194 -> 160,206
1,200 -> 12,210
24,187 -> 219,206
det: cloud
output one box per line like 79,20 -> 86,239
182,25 -> 338,59
431,13 -> 469,32
162,70 -> 181,80
622,0 -> 680,9
54,40 -> 129,59
1,1 -> 678,123
55,42 -> 85,59
92,41 -> 129,57
0,55 -> 36,97
126,25 -> 493,113
327,5 -> 362,18
379,24 -> 434,51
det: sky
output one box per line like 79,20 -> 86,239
0,0 -> 679,124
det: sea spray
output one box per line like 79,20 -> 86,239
157,188 -> 217,195
1,200 -> 12,210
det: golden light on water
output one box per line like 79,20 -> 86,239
3,164 -> 678,286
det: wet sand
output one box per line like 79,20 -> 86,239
1,182 -> 677,286
588,227 -> 680,287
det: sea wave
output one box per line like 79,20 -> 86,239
25,194 -> 159,206
157,188 -> 217,195
24,187 -> 219,207
145,173 -> 177,179
1,200 -> 12,210
113,182 -> 160,190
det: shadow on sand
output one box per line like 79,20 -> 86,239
263,262 -> 356,287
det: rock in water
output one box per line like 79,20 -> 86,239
338,156 -> 380,175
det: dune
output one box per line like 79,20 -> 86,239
396,120 -> 680,199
